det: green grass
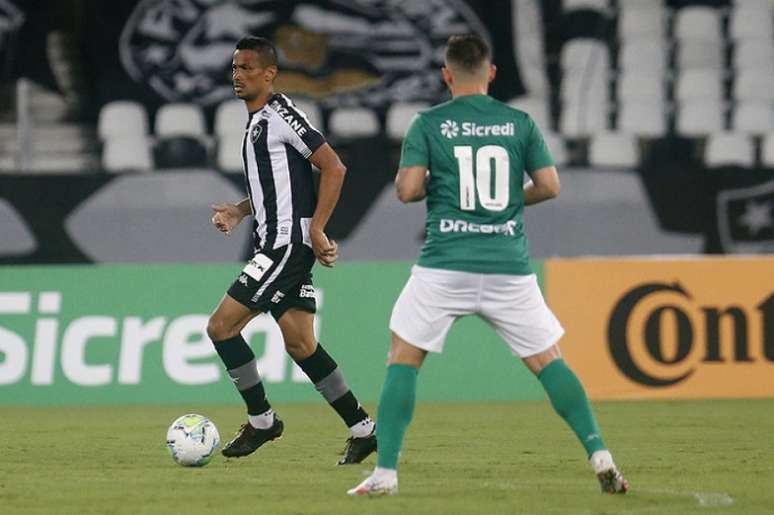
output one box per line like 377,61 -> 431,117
3,400 -> 773,515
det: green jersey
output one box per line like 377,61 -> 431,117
399,94 -> 554,275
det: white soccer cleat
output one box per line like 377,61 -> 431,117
590,450 -> 629,494
347,474 -> 398,496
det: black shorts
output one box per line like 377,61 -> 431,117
227,243 -> 317,320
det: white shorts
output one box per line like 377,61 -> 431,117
389,266 -> 565,357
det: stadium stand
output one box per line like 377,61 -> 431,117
511,0 -> 551,96
734,69 -> 774,102
729,5 -> 774,41
543,131 -> 569,166
560,39 -> 610,71
213,100 -> 249,173
328,107 -> 380,140
64,0 -> 768,173
214,133 -> 242,174
673,6 -> 722,42
291,98 -> 324,131
155,103 -> 207,138
1,0 -> 769,179
763,132 -> 774,166
563,0 -> 609,10
154,103 -> 209,169
1,0 -> 771,264
676,39 -> 724,71
617,72 -> 665,102
618,39 -> 668,72
214,100 -> 248,139
677,100 -> 725,137
386,102 -> 431,141
733,101 -> 774,135
734,39 -> 774,70
617,5 -> 667,40
618,100 -> 668,137
560,101 -> 610,137
705,132 -> 756,167
155,137 -> 209,170
675,69 -> 724,102
98,101 -> 149,141
102,136 -> 153,173
588,132 -> 638,167
507,96 -> 551,131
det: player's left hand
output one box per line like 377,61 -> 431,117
310,228 -> 338,267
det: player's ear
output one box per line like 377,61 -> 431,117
441,66 -> 453,89
264,64 -> 278,83
488,64 -> 497,83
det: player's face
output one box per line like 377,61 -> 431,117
231,49 -> 275,101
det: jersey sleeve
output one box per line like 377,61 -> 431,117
282,117 -> 325,159
273,97 -> 326,159
524,116 -> 555,172
399,114 -> 430,168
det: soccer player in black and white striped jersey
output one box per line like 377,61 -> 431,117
207,36 -> 376,463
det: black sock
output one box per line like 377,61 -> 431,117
295,343 -> 369,427
213,335 -> 271,416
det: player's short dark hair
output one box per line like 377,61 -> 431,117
444,33 -> 490,73
235,36 -> 278,67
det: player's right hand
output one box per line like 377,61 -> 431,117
210,203 -> 243,236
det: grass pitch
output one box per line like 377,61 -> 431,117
3,399 -> 773,515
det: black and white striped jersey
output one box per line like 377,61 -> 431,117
241,93 -> 325,251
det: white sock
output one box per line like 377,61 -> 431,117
372,466 -> 398,482
350,417 -> 375,438
248,409 -> 275,429
589,449 -> 615,473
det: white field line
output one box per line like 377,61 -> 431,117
638,487 -> 734,508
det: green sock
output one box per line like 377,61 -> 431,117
538,358 -> 606,457
375,364 -> 418,470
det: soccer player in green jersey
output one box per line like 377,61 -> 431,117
348,34 -> 628,496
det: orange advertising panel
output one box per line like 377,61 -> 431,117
545,257 -> 774,399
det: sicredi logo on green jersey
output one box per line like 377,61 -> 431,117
440,120 -> 514,139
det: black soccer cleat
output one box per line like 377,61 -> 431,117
221,415 -> 284,458
337,429 -> 377,465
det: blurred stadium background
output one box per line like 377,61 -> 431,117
1,0 -> 773,513
2,0 -> 773,263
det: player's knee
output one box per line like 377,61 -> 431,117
284,336 -> 316,360
206,316 -> 233,342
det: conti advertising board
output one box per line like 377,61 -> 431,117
546,257 -> 774,399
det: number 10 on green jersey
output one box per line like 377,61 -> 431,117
398,94 -> 555,275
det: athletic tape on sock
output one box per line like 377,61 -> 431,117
227,359 -> 262,392
314,367 -> 349,403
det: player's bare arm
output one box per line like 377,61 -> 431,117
309,143 -> 346,267
523,165 -> 560,206
210,198 -> 252,235
395,165 -> 429,203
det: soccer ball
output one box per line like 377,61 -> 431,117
166,414 -> 220,467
